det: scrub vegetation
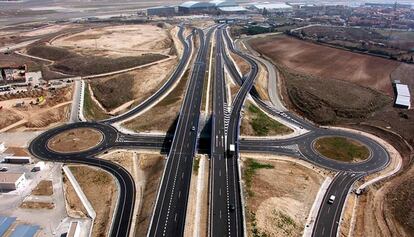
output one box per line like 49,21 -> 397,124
242,103 -> 292,136
243,158 -> 274,197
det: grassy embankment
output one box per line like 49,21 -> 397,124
83,83 -> 110,121
314,137 -> 370,162
243,158 -> 274,197
242,103 -> 292,136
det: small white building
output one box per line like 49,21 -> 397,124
67,221 -> 81,237
395,83 -> 411,109
0,173 -> 26,191
0,142 -> 5,153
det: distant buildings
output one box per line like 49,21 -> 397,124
219,6 -> 248,14
394,81 -> 411,109
0,65 -> 26,85
178,1 -> 215,14
248,3 -> 293,12
146,6 -> 176,16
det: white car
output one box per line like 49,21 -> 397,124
328,195 -> 336,204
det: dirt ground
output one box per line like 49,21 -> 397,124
70,165 -> 117,237
250,35 -> 405,96
89,58 -> 177,114
135,154 -> 165,237
255,62 -> 270,101
47,128 -> 103,153
20,201 -> 55,209
241,157 -> 324,237
230,51 -> 250,76
31,180 -> 53,196
123,69 -> 190,133
62,173 -> 88,218
0,87 -> 73,131
52,24 -> 172,58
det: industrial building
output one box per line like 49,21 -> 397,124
0,217 -> 39,237
0,172 -> 26,191
394,83 -> 411,109
146,6 -> 176,16
178,0 -> 237,14
249,3 -> 293,12
210,0 -> 237,7
178,1 -> 214,14
219,6 -> 248,14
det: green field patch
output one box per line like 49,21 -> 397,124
314,136 -> 370,163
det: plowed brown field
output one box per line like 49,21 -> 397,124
250,35 -> 401,96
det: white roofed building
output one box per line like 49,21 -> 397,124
394,83 -> 411,109
178,1 -> 215,13
219,6 -> 248,14
210,0 -> 237,7
249,3 -> 293,12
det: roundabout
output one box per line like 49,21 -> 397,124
47,127 -> 104,153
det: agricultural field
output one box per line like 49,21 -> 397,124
295,26 -> 414,62
249,35 -> 414,145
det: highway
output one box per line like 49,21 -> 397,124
27,22 -> 392,237
210,27 -> 232,237
221,28 -> 259,237
147,27 -> 214,237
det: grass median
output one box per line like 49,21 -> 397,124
314,136 -> 370,163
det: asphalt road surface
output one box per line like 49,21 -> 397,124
210,27 -> 234,237
147,27 -> 214,237
27,23 -> 391,237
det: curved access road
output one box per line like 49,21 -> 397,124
100,25 -> 193,124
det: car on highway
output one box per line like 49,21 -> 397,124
191,126 -> 196,131
229,204 -> 235,212
0,167 -> 8,172
328,195 -> 336,204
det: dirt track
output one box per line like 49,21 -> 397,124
250,35 -> 402,96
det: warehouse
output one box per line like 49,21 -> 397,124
0,173 -> 26,191
147,6 -> 176,16
210,0 -> 237,7
249,3 -> 293,12
394,83 -> 411,109
178,1 -> 214,14
219,6 -> 248,14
